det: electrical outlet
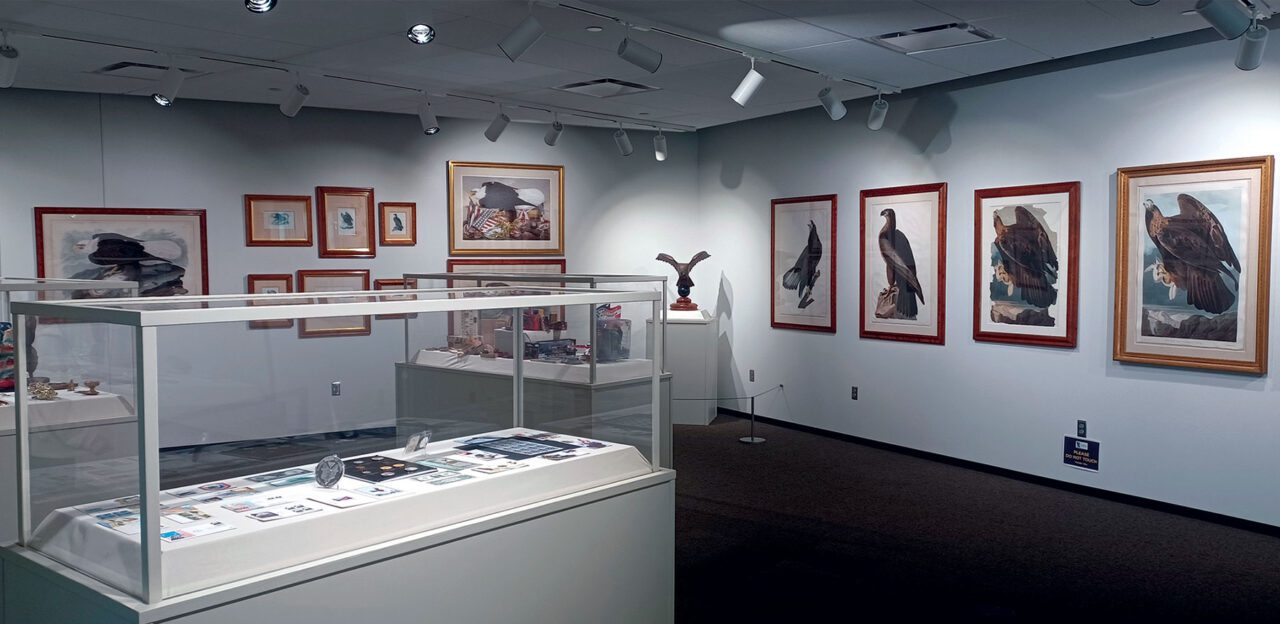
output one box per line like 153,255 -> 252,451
749,369 -> 756,382
1077,420 -> 1087,437
851,386 -> 858,400
331,381 -> 341,397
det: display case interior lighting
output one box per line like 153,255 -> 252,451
613,122 -> 633,156
653,130 -> 667,162
731,57 -> 765,106
245,0 -> 276,13
867,94 -> 889,131
500,14 -> 544,61
544,113 -> 563,146
278,80 -> 309,118
407,24 -> 435,45
151,63 -> 185,107
418,99 -> 440,135
0,32 -> 18,89
617,31 -> 663,73
818,86 -> 846,121
485,105 -> 510,142
1196,0 -> 1253,38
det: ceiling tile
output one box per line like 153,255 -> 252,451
781,39 -> 965,90
748,1 -> 959,38
913,39 -> 1051,75
972,3 -> 1159,58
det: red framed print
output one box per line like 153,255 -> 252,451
316,186 -> 375,258
296,269 -> 371,337
244,195 -> 313,247
378,202 -> 416,246
373,278 -> 419,320
444,259 -> 567,340
771,194 -> 837,333
859,183 -> 947,345
246,273 -> 294,329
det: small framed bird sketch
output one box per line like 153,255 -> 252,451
860,183 -> 946,345
244,194 -> 313,247
447,161 -> 564,256
246,273 -> 294,330
35,207 -> 209,297
378,202 -> 416,246
316,186 -> 375,259
1115,156 -> 1273,374
973,182 -> 1080,348
771,194 -> 837,333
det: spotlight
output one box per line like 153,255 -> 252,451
279,80 -> 309,118
867,95 -> 888,131
152,63 -> 185,107
245,0 -> 276,13
731,58 -> 764,106
500,15 -> 544,61
1195,0 -> 1252,39
418,99 -> 440,135
0,43 -> 18,89
485,105 -> 510,142
407,24 -> 435,45
617,34 -> 662,73
614,122 -> 633,156
544,113 -> 563,146
653,130 -> 667,162
817,86 -> 846,121
1236,23 -> 1269,70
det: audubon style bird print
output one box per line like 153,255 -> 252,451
782,220 -> 823,309
993,206 -> 1059,308
392,212 -> 405,232
877,208 -> 924,319
1144,194 -> 1240,315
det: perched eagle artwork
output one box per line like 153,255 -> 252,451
782,220 -> 822,309
992,205 -> 1059,309
1144,194 -> 1240,315
876,208 -> 925,319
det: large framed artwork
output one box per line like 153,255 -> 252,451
378,202 -> 416,246
246,274 -> 294,330
1114,156 -> 1273,374
445,259 -> 566,341
244,195 -> 313,247
771,194 -> 837,333
35,207 -> 209,297
859,183 -> 946,345
973,182 -> 1080,348
296,269 -> 371,338
316,186 -> 375,259
447,161 -> 564,256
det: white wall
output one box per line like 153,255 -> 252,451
697,36 -> 1280,526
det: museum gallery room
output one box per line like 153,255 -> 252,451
4,0 -> 1280,621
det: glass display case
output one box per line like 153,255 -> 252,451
5,285 -> 664,604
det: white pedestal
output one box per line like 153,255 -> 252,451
665,309 -> 718,426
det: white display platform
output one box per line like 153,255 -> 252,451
0,390 -> 134,436
663,310 -> 719,426
411,349 -> 655,385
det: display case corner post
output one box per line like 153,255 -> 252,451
512,307 -> 525,429
651,298 -> 663,468
135,325 -> 162,603
14,310 -> 32,544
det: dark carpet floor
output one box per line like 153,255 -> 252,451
673,414 -> 1280,622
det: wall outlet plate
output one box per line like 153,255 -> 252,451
1077,420 -> 1086,437
749,369 -> 756,382
851,386 -> 858,400
331,381 -> 341,396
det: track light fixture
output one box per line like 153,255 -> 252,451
407,24 -> 436,45
544,112 -> 563,146
1195,0 -> 1252,39
484,104 -> 510,142
152,61 -> 185,107
245,0 -> 276,13
1130,0 -> 1160,5
817,84 -> 846,121
0,32 -> 18,89
731,57 -> 765,106
279,77 -> 309,118
653,129 -> 667,162
613,121 -> 633,156
418,98 -> 440,135
867,93 -> 888,131
1236,20 -> 1269,70
500,14 -> 545,61
617,26 -> 663,73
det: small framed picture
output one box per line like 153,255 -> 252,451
246,274 -> 294,329
244,195 -> 313,247
374,278 -> 419,320
316,186 -> 375,258
379,202 -> 416,246
297,269 -> 371,337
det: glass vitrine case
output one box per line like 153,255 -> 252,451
6,286 -> 664,604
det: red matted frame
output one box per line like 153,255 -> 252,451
770,194 -> 837,333
35,207 -> 210,296
373,278 -> 419,320
246,273 -> 294,329
378,202 -> 417,246
973,182 -> 1080,348
444,259 -> 567,336
859,183 -> 947,345
244,195 -> 313,247
296,269 -> 371,337
316,186 -> 376,259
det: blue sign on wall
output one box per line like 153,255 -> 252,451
1063,436 -> 1099,472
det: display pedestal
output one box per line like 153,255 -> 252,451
664,309 -> 718,426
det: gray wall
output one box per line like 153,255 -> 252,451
698,36 -> 1280,526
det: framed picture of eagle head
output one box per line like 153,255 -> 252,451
771,194 -> 836,333
974,182 -> 1080,348
860,183 -> 946,345
1115,156 -> 1273,374
447,161 -> 564,256
316,186 -> 375,259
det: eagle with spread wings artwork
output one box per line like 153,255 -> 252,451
988,205 -> 1059,327
1141,193 -> 1241,342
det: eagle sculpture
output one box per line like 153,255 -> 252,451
993,206 -> 1058,308
877,208 -> 924,319
656,251 -> 711,311
1144,194 -> 1240,315
782,220 -> 822,309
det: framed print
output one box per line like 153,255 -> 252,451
973,182 -> 1080,348
447,161 -> 564,256
445,259 -> 566,342
316,186 -> 375,258
373,278 -> 419,320
35,207 -> 209,297
244,195 -> 312,247
379,202 -> 416,246
1114,156 -> 1273,374
296,269 -> 371,338
859,183 -> 946,345
771,194 -> 837,333
246,274 -> 293,329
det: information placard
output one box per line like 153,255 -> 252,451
1063,436 -> 1099,472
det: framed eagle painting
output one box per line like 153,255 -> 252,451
1115,156 -> 1273,374
860,183 -> 946,345
447,161 -> 564,256
771,194 -> 836,333
973,182 -> 1080,348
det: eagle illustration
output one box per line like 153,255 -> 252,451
782,220 -> 822,309
993,205 -> 1058,308
877,208 -> 924,319
1144,194 -> 1240,314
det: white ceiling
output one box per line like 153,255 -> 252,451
0,0 -> 1213,130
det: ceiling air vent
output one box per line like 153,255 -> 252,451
92,61 -> 206,80
553,78 -> 659,98
866,23 -> 1001,55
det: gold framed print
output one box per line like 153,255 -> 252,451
447,161 -> 564,255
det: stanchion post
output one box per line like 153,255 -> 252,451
739,393 -> 765,444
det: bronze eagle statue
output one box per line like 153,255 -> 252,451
656,251 -> 711,311
1144,194 -> 1240,315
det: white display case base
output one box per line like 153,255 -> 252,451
662,310 -> 718,426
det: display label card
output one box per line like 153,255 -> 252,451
414,471 -> 474,486
266,474 -> 316,488
222,493 -> 290,513
161,521 -> 234,542
1064,436 -> 1100,472
470,461 -> 528,475
453,450 -> 504,462
160,505 -> 211,525
309,491 -> 374,509
96,515 -> 141,535
355,485 -> 402,497
248,502 -> 322,522
541,449 -> 587,461
421,456 -> 481,471
246,468 -> 309,483
193,486 -> 259,504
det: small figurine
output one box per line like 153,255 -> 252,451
656,251 -> 711,311
82,380 -> 101,396
28,382 -> 57,401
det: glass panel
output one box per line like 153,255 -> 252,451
47,287 -> 583,311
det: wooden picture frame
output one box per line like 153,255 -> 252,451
1114,156 -> 1273,374
444,259 -> 567,339
859,183 -> 947,345
378,202 -> 416,246
447,161 -> 565,256
296,269 -> 371,338
244,195 -> 313,247
973,182 -> 1080,348
771,194 -> 837,333
35,207 -> 209,297
373,278 -> 419,320
246,273 -> 294,329
316,186 -> 375,258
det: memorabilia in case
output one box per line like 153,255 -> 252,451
448,161 -> 564,255
246,274 -> 294,330
595,303 -> 631,362
973,182 -> 1080,347
404,430 -> 433,456
316,186 -> 375,258
656,251 -> 711,311
314,455 -> 345,489
296,269 -> 371,337
445,259 -> 566,342
244,195 -> 313,247
342,455 -> 435,483
373,278 -> 418,320
771,195 -> 836,332
378,202 -> 416,246
35,207 -> 209,297
860,183 -> 946,345
1114,156 -> 1273,373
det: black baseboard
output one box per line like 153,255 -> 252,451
715,407 -> 1280,539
